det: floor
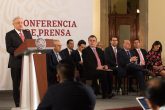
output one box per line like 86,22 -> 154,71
0,91 -> 140,110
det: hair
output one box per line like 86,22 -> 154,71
134,38 -> 140,42
151,41 -> 162,53
67,39 -> 73,45
88,35 -> 97,41
12,16 -> 23,23
145,78 -> 165,107
110,36 -> 118,40
56,58 -> 75,80
78,40 -> 86,46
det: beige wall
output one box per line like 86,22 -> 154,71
139,0 -> 148,49
92,0 -> 100,40
148,0 -> 165,64
100,0 -> 110,48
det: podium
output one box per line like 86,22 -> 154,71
13,39 -> 54,110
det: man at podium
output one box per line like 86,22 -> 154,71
5,16 -> 32,107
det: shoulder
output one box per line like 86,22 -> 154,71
141,48 -> 147,53
75,81 -> 94,93
82,46 -> 90,52
96,47 -> 103,53
6,29 -> 15,36
73,50 -> 79,54
46,50 -> 54,56
105,46 -> 111,51
118,48 -> 124,53
130,49 -> 136,53
61,48 -> 67,52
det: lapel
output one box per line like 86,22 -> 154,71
22,30 -> 27,39
59,52 -> 64,60
89,46 -> 96,58
123,49 -> 131,58
76,50 -> 81,60
110,46 -> 116,59
50,50 -> 58,65
134,49 -> 139,57
13,30 -> 23,43
140,49 -> 145,56
66,48 -> 70,56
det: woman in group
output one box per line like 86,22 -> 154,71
146,41 -> 165,77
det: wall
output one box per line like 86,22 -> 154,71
100,0 -> 110,48
92,0 -> 100,40
139,0 -> 148,49
148,0 -> 165,64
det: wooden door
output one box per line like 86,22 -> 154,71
109,14 -> 139,47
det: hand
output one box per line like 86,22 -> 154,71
130,56 -> 137,62
56,74 -> 60,82
104,65 -> 108,70
97,66 -> 104,70
79,61 -> 83,64
153,65 -> 159,70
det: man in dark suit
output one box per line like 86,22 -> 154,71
71,40 -> 86,81
132,39 -> 147,67
117,40 -> 145,93
37,59 -> 96,110
82,35 -> 112,98
46,40 -> 65,87
61,39 -> 75,59
5,16 -> 32,107
104,36 -> 121,92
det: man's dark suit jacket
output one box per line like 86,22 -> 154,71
37,80 -> 96,110
82,46 -> 105,79
104,45 -> 121,69
131,48 -> 148,66
117,48 -> 134,75
5,29 -> 32,68
46,50 -> 65,86
117,48 -> 144,75
71,50 -> 82,71
61,48 -> 75,59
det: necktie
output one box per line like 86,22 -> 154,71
56,53 -> 61,62
137,49 -> 145,65
19,32 -> 25,42
126,51 -> 131,58
93,48 -> 102,67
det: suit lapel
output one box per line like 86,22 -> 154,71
51,50 -> 58,65
110,46 -> 116,59
22,30 -> 27,39
13,30 -> 23,43
76,50 -> 81,61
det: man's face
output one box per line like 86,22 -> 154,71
54,41 -> 62,52
111,37 -> 118,47
88,37 -> 97,48
123,40 -> 131,50
67,41 -> 74,49
134,40 -> 140,48
78,44 -> 86,52
13,18 -> 24,31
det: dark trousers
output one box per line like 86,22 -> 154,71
92,70 -> 113,97
132,71 -> 145,90
11,68 -> 21,107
